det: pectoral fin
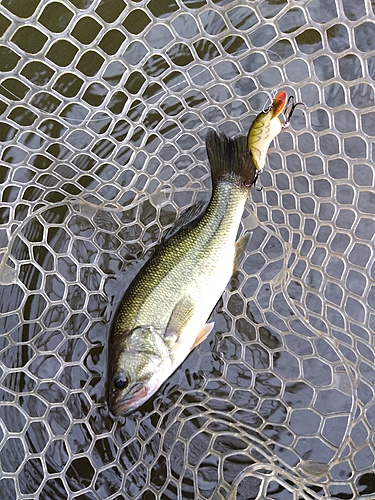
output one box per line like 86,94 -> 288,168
191,322 -> 215,350
165,296 -> 195,340
233,232 -> 252,272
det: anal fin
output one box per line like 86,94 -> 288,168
233,231 -> 252,272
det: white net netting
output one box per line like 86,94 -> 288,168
0,0 -> 375,498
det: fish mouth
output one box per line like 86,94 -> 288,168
270,91 -> 287,118
110,397 -> 142,417
109,385 -> 151,417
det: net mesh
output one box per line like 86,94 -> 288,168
0,0 -> 375,498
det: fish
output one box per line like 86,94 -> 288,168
108,129 -> 257,416
248,90 -> 304,177
107,91 -> 303,416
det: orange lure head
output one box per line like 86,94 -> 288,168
269,91 -> 288,119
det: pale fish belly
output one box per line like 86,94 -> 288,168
135,187 -> 248,350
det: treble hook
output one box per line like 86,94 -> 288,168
282,95 -> 306,128
251,170 -> 263,191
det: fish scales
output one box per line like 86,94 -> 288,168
116,184 -> 247,332
108,130 -> 256,415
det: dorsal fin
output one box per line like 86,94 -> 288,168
161,200 -> 208,243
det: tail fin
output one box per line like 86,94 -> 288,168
205,129 -> 256,188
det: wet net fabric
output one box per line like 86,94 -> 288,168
0,0 -> 375,498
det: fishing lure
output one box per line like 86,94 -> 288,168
248,91 -> 305,182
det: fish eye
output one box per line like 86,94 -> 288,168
113,374 -> 128,390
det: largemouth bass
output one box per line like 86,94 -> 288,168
108,130 -> 256,416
